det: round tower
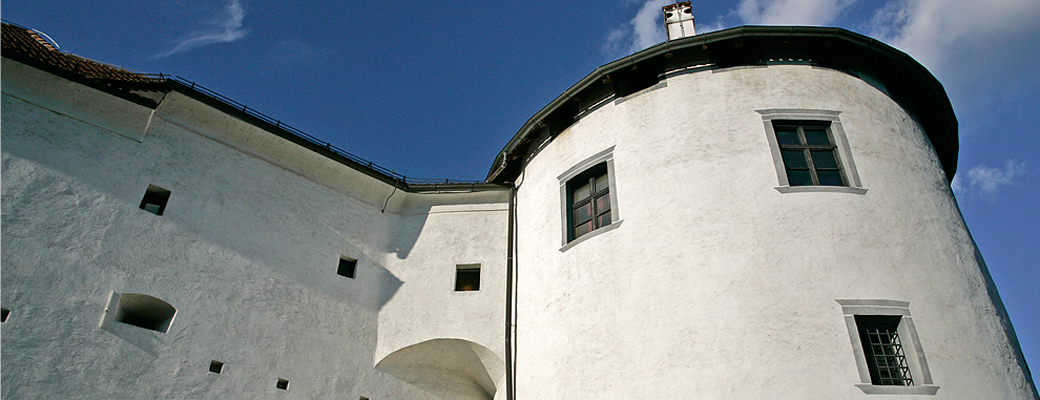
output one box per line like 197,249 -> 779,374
489,26 -> 1037,399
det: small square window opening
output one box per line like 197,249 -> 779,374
455,264 -> 480,292
209,360 -> 224,374
338,256 -> 357,279
139,185 -> 171,215
276,378 -> 289,390
1,308 -> 10,322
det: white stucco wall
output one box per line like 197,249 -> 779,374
512,64 -> 1036,399
1,59 -> 509,400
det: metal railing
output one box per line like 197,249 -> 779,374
149,73 -> 482,186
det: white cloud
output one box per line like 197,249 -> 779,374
603,0 -> 671,58
737,0 -> 858,25
156,0 -> 248,58
953,160 -> 1027,197
865,0 -> 1040,122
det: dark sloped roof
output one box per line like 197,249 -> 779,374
2,23 -> 167,108
486,26 -> 958,183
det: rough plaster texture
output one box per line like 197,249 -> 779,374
3,50 -> 1037,400
2,59 -> 508,400
512,65 -> 1037,399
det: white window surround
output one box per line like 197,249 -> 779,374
757,109 -> 867,194
836,299 -> 939,395
558,146 -> 622,252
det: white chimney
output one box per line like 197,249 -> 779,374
663,2 -> 696,40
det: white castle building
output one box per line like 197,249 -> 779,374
2,3 -> 1037,399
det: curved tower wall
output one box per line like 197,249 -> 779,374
512,64 -> 1035,398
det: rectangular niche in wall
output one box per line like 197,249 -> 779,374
1,308 -> 9,322
455,264 -> 481,292
338,256 -> 358,278
139,184 -> 171,215
276,378 -> 289,390
209,360 -> 224,374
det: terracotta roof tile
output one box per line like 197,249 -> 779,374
2,23 -> 167,107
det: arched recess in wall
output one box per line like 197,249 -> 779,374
112,293 -> 176,333
375,339 -> 504,400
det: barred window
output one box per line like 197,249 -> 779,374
836,299 -> 938,395
856,315 -> 914,386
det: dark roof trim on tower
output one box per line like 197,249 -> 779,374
2,23 -> 505,194
486,25 -> 959,183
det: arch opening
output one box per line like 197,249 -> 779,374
375,339 -> 504,400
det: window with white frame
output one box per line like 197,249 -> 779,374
558,147 -> 621,250
757,109 -> 866,194
836,299 -> 939,395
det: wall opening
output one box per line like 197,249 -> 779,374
1,308 -> 9,322
209,360 -> 224,374
139,184 -> 171,215
276,378 -> 289,390
113,293 -> 176,333
455,264 -> 481,292
338,256 -> 358,278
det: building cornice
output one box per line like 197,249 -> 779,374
486,25 -> 958,183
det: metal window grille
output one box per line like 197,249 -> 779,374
858,316 -> 914,386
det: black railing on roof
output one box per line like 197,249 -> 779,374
144,73 -> 481,186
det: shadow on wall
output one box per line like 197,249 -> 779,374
375,338 -> 505,400
367,263 -> 403,311
386,210 -> 428,260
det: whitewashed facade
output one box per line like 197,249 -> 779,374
2,20 -> 1037,400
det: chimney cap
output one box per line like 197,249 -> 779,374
663,2 -> 696,40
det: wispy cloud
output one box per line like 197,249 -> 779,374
864,0 -> 1040,122
952,160 -> 1027,198
737,0 -> 858,25
603,0 -> 671,58
156,0 -> 248,58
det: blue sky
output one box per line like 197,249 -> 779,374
4,0 -> 1038,384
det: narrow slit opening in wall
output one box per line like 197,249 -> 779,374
1,308 -> 10,322
139,185 -> 171,215
338,256 -> 357,278
276,378 -> 289,390
455,264 -> 480,292
360,397 -> 369,400
209,360 -> 224,374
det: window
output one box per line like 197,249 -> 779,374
757,109 -> 865,194
209,360 -> 225,374
856,315 -> 913,386
338,256 -> 357,279
836,299 -> 938,395
773,121 -> 845,186
139,184 -> 171,215
112,293 -> 177,333
455,264 -> 480,292
558,146 -> 622,249
567,163 -> 612,240
276,378 -> 290,390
